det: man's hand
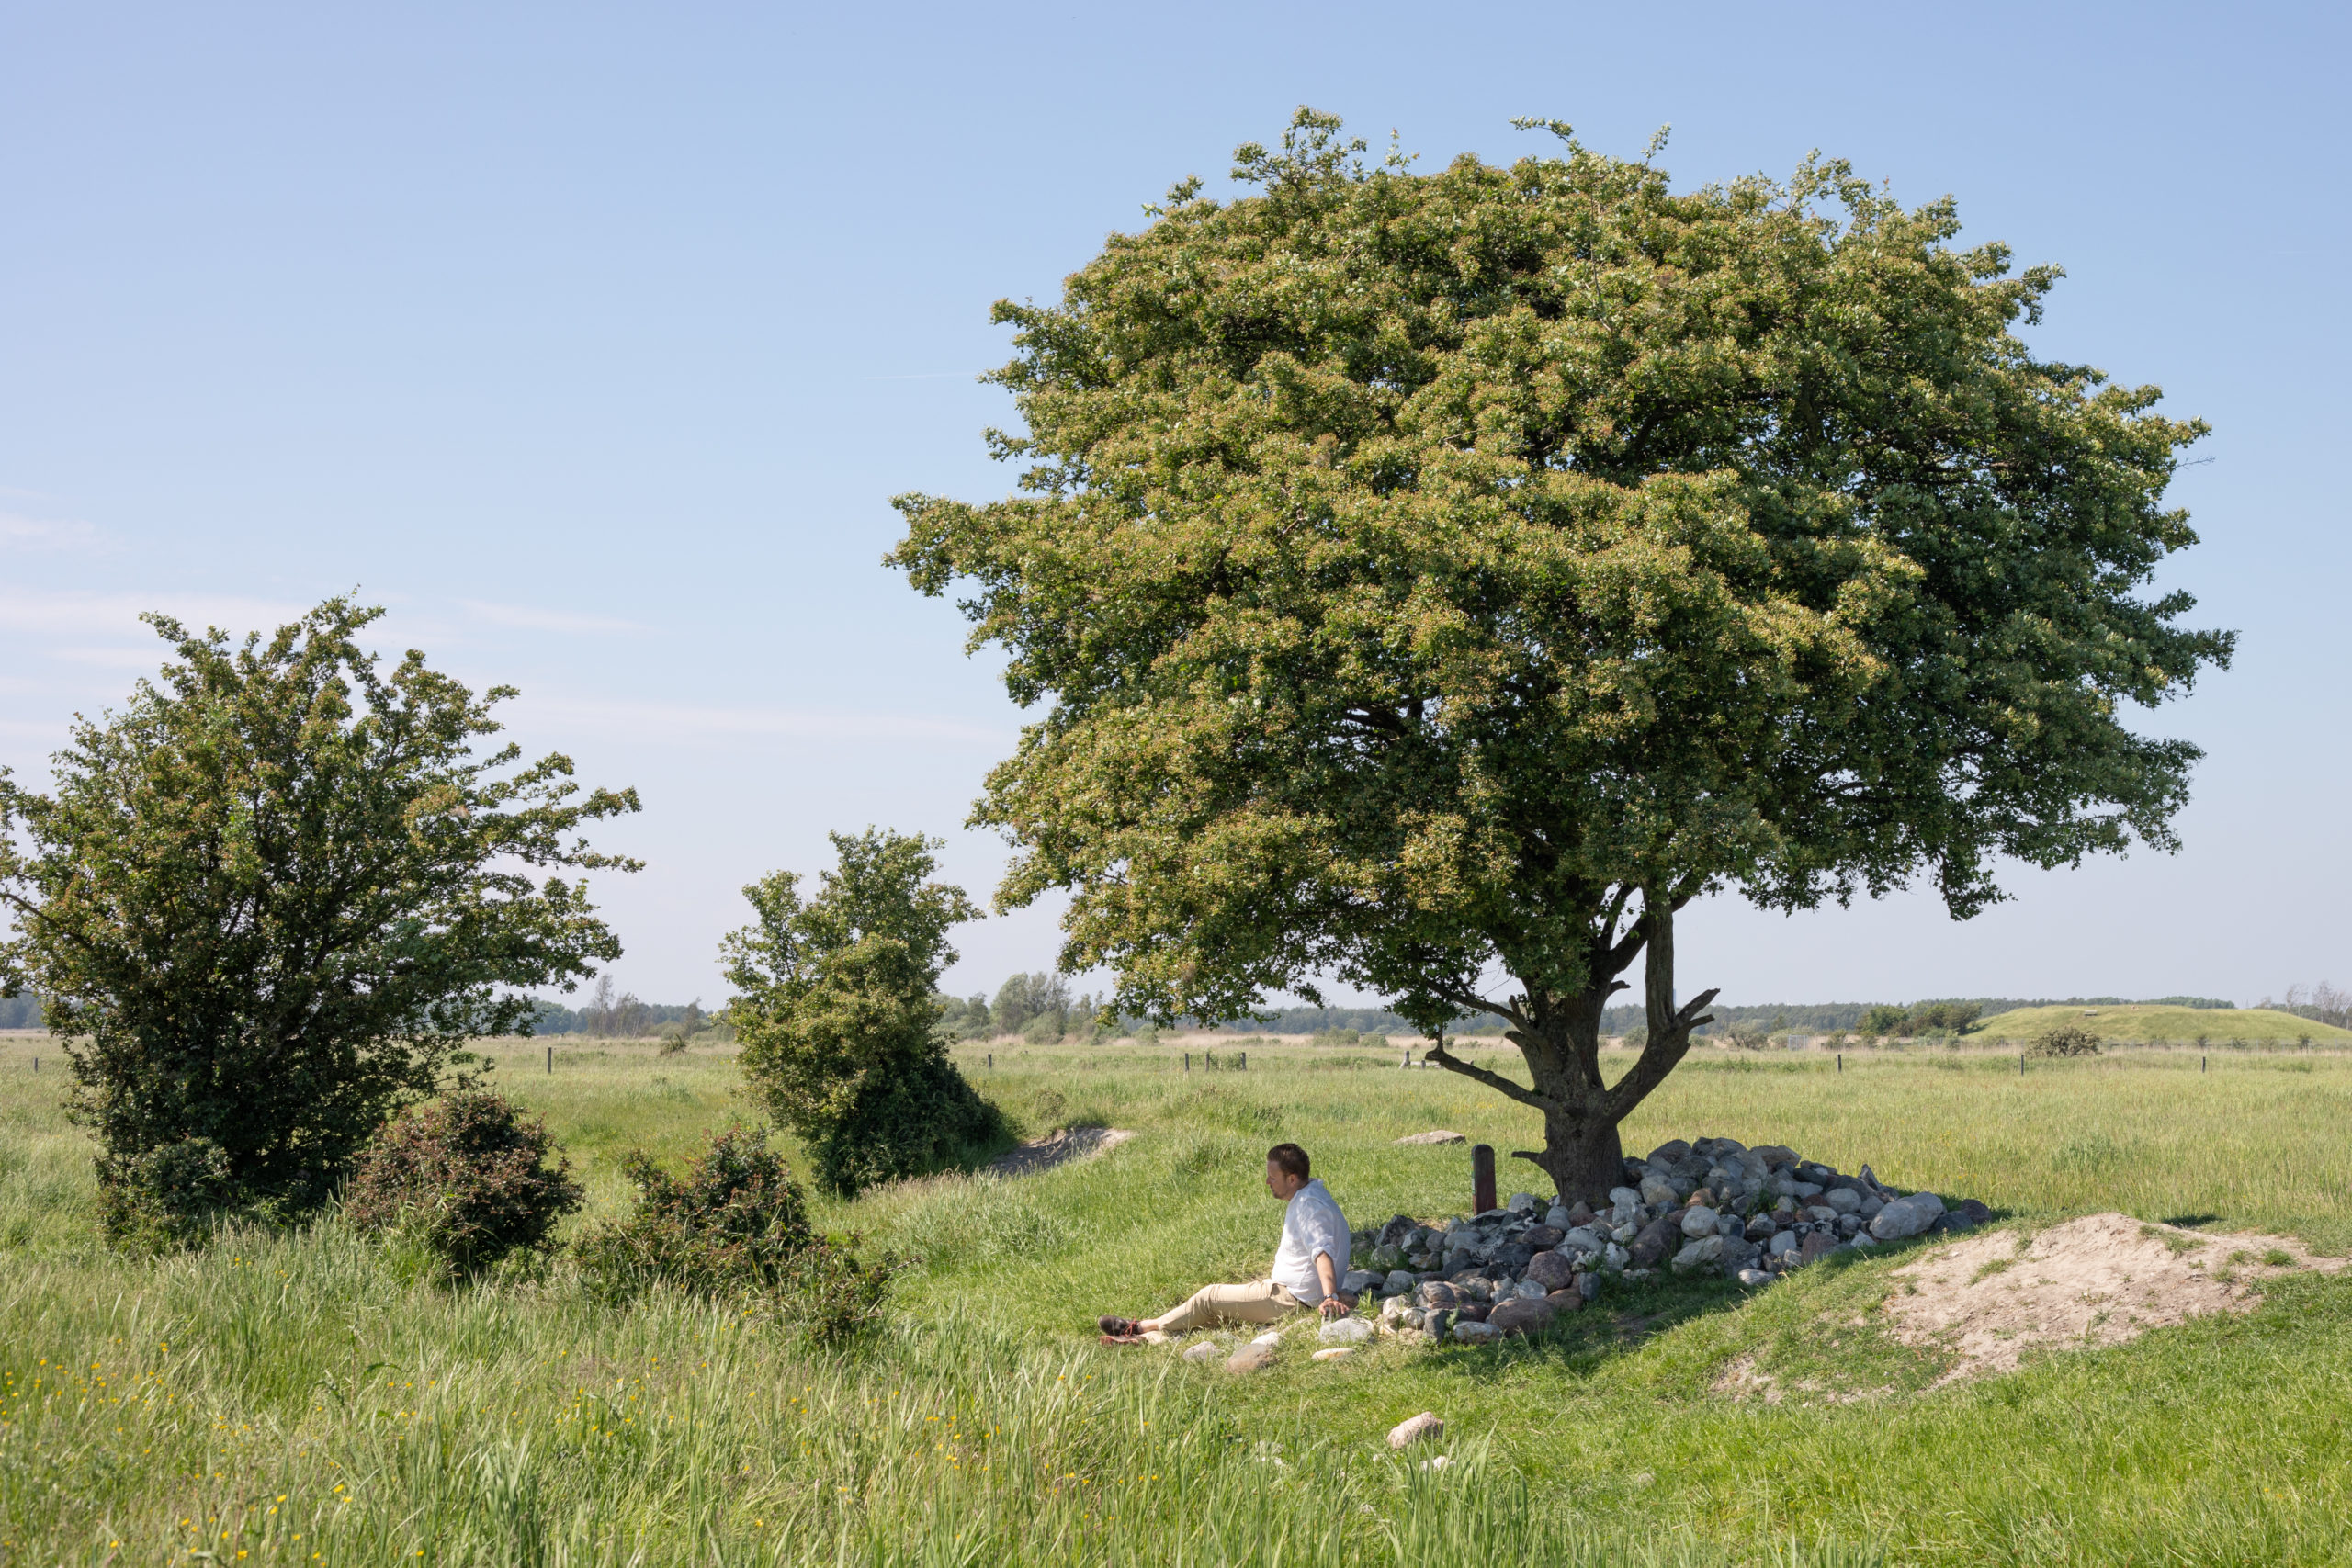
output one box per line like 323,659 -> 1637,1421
1314,1251 -> 1351,1316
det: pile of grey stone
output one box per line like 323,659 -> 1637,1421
1338,1135 -> 1992,1344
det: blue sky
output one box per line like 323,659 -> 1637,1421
3,2 -> 2345,1011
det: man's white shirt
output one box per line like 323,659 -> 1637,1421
1270,1178 -> 1351,1303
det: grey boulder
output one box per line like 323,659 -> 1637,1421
1869,1199 -> 1937,1241
1670,1235 -> 1724,1272
1226,1340 -> 1277,1374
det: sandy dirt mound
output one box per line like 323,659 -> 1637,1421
984,1125 -> 1136,1178
1884,1212 -> 2345,1382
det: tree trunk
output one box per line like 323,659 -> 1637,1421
1432,888 -> 1717,1207
1520,1097 -> 1628,1206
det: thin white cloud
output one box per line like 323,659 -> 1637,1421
457,599 -> 650,635
0,512 -> 112,555
521,695 -> 1008,746
49,646 -> 173,670
0,588 -> 311,639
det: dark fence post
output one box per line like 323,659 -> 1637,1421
1238,1051 -> 1246,1071
1472,1144 -> 1497,1215
547,1045 -> 552,1075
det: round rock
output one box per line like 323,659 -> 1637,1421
1388,1412 -> 1444,1449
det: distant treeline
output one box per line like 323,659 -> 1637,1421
1597,995 -> 2239,1037
0,986 -> 2255,1042
528,977 -> 713,1038
933,984 -> 1481,1043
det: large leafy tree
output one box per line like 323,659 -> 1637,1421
722,829 -> 1005,1197
0,598 -> 639,1219
889,112 -> 2234,1200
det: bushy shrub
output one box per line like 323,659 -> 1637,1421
723,829 -> 1008,1197
345,1091 -> 582,1277
808,1055 -> 1002,1199
2030,1025 -> 2101,1058
575,1126 -> 897,1346
574,1126 -> 811,1300
99,1135 -> 244,1252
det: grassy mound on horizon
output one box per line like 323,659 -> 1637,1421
1971,1003 -> 2352,1046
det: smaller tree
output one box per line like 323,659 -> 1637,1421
990,974 -> 1035,1035
1859,1006 -> 1911,1040
0,598 -> 638,1224
722,829 -> 1006,1196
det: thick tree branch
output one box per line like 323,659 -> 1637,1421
1604,985 -> 1718,1122
1426,1042 -> 1555,1112
1430,979 -> 1527,1034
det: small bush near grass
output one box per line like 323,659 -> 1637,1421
345,1090 -> 582,1278
2031,1025 -> 2102,1058
100,1135 -> 245,1252
575,1124 -> 899,1345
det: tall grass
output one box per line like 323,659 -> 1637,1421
4,1032 -> 2352,1563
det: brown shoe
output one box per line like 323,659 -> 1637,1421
1098,1314 -> 1141,1337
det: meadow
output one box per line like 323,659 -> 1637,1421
4,1030 -> 2351,1565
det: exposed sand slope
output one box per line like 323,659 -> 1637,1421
1883,1212 -> 2346,1382
984,1125 -> 1137,1178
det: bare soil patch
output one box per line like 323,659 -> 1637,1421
1883,1211 -> 2345,1382
984,1125 -> 1136,1178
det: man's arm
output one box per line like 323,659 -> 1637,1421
1313,1247 -> 1351,1317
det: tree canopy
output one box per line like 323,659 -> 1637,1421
888,111 -> 2233,1197
0,598 -> 639,1223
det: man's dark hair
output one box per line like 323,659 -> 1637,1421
1266,1143 -> 1310,1180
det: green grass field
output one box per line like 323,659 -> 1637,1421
5,1031 -> 2352,1565
1968,1003 -> 2352,1046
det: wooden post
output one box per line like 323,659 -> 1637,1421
987,1052 -> 993,1069
1472,1144 -> 1497,1215
1183,1052 -> 1190,1074
1837,1053 -> 1841,1074
1238,1051 -> 1246,1071
547,1045 -> 552,1075
2201,1055 -> 2207,1074
2019,1053 -> 2025,1076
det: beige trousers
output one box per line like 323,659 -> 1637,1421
1152,1279 -> 1306,1335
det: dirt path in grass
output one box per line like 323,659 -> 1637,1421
984,1125 -> 1137,1178
1883,1211 -> 2347,1382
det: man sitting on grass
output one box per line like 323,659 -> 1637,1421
1099,1142 -> 1353,1342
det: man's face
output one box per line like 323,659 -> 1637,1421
1265,1160 -> 1304,1201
